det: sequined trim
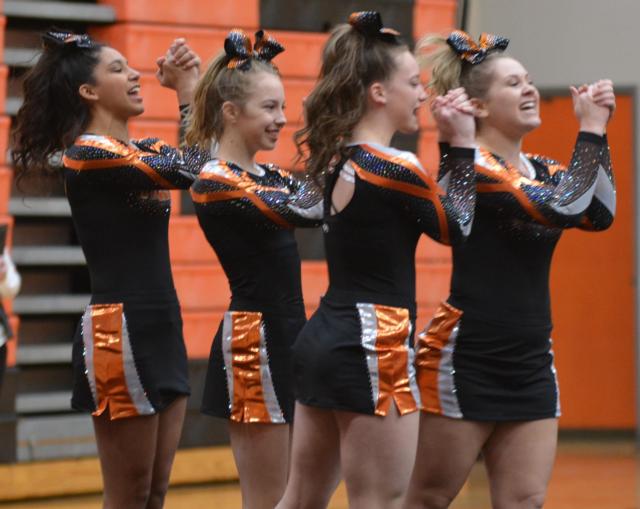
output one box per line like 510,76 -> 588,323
357,303 -> 418,416
81,303 -> 155,420
220,311 -> 285,423
416,301 -> 463,418
549,339 -> 561,418
63,135 -> 175,188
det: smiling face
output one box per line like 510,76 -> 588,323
228,71 -> 286,153
378,49 -> 428,134
474,57 -> 541,137
79,46 -> 144,119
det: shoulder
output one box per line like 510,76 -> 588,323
62,134 -> 137,171
350,143 -> 431,187
524,153 -> 566,176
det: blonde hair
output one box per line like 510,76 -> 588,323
185,52 -> 279,150
417,35 -> 509,99
295,23 -> 407,186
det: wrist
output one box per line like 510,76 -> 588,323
579,122 -> 606,136
176,82 -> 197,106
449,135 -> 475,149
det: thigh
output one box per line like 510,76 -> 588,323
404,413 -> 494,509
150,396 -> 188,490
93,412 -> 159,506
336,405 -> 419,509
276,403 -> 341,509
483,418 -> 558,509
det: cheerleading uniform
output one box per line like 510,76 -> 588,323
293,142 -> 476,416
64,134 -> 206,419
418,132 -> 615,420
191,159 -> 322,423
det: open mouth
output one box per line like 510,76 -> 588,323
519,100 -> 537,111
128,84 -> 142,98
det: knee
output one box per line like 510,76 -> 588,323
405,489 -> 456,509
494,491 -> 546,509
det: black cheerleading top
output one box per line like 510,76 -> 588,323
62,134 -> 207,298
324,142 -> 476,313
190,159 -> 323,311
446,131 -> 615,326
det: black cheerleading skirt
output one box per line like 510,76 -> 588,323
202,303 -> 306,424
416,301 -> 560,421
293,296 -> 421,417
71,290 -> 190,420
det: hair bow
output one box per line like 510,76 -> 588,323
42,30 -> 94,50
446,30 -> 509,65
348,11 -> 401,43
225,29 -> 284,71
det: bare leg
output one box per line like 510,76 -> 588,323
336,405 -> 419,509
404,413 -> 494,509
276,403 -> 341,509
483,419 -> 558,509
93,412 -> 159,509
229,421 -> 290,509
146,396 -> 188,509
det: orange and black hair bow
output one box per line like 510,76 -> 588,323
42,30 -> 94,50
348,11 -> 401,43
225,29 -> 285,71
446,30 -> 509,65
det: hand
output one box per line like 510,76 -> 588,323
570,79 -> 615,136
432,87 -> 476,148
156,38 -> 201,104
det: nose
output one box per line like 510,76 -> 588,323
128,66 -> 141,82
276,107 -> 286,127
419,85 -> 428,103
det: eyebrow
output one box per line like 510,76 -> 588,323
108,58 -> 127,67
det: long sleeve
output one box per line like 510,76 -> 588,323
347,144 -> 475,245
475,132 -> 606,229
577,135 -> 615,231
191,160 -> 322,230
62,135 -> 197,191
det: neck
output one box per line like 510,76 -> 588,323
476,125 -> 523,168
350,109 -> 396,147
217,132 -> 258,174
84,109 -> 129,142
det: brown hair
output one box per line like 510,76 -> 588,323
12,32 -> 104,184
417,35 -> 509,99
295,23 -> 407,186
185,52 -> 279,150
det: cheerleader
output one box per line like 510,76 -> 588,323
12,31 -> 206,508
277,13 -> 476,509
185,30 -> 322,509
404,31 -> 616,509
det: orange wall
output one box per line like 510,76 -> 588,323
523,95 -> 636,429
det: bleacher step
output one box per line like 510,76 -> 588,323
10,198 -> 71,218
17,343 -> 72,366
16,391 -> 72,414
4,1 -> 116,23
13,246 -> 85,266
13,295 -> 89,315
16,414 -> 96,462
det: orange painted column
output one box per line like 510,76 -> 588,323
523,95 -> 636,430
413,0 -> 460,330
0,13 -> 19,367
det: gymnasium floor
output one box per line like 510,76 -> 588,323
0,438 -> 637,508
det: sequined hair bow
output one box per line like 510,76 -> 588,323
446,30 -> 509,65
225,29 -> 285,70
348,11 -> 401,43
42,30 -> 94,50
